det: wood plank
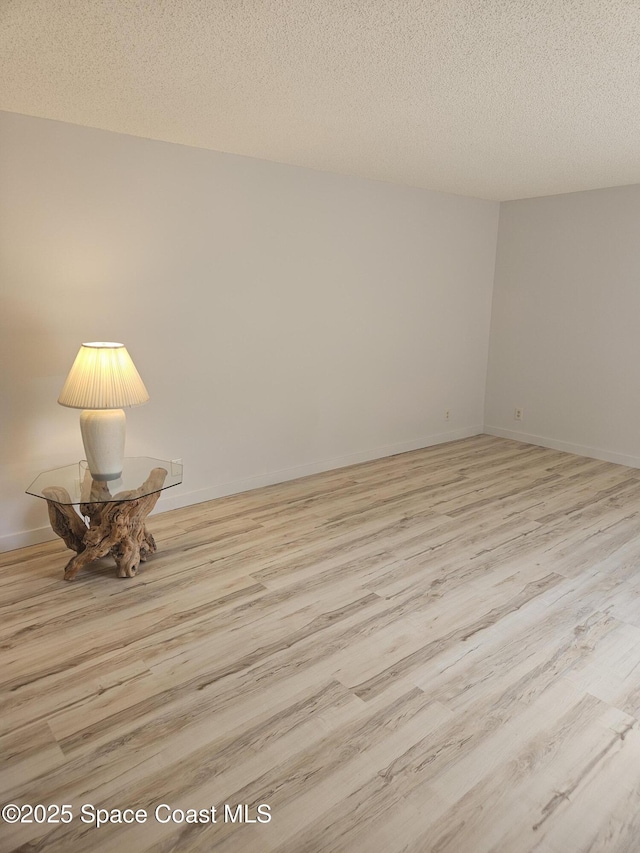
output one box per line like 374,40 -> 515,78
4,435 -> 640,852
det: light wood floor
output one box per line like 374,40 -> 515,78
3,435 -> 640,852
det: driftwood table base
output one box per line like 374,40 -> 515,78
42,467 -> 168,581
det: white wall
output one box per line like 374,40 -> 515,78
485,183 -> 640,465
0,111 -> 499,551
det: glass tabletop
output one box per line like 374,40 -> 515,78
26,457 -> 183,505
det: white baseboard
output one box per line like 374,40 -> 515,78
1,425 -> 483,554
0,525 -> 59,554
483,425 -> 640,470
155,425 -> 483,513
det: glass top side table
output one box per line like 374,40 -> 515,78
26,457 -> 183,581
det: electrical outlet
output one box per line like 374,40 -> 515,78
514,407 -> 523,421
444,409 -> 450,421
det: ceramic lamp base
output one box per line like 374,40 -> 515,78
80,409 -> 126,480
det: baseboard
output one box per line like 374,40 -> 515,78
0,525 -> 59,554
155,425 -> 484,514
483,425 -> 640,469
1,426 -> 483,554
11,425 -> 635,555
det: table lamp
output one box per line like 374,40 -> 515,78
58,342 -> 149,480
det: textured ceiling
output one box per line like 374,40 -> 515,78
1,1 -> 640,201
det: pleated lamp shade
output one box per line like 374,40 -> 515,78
58,342 -> 149,410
